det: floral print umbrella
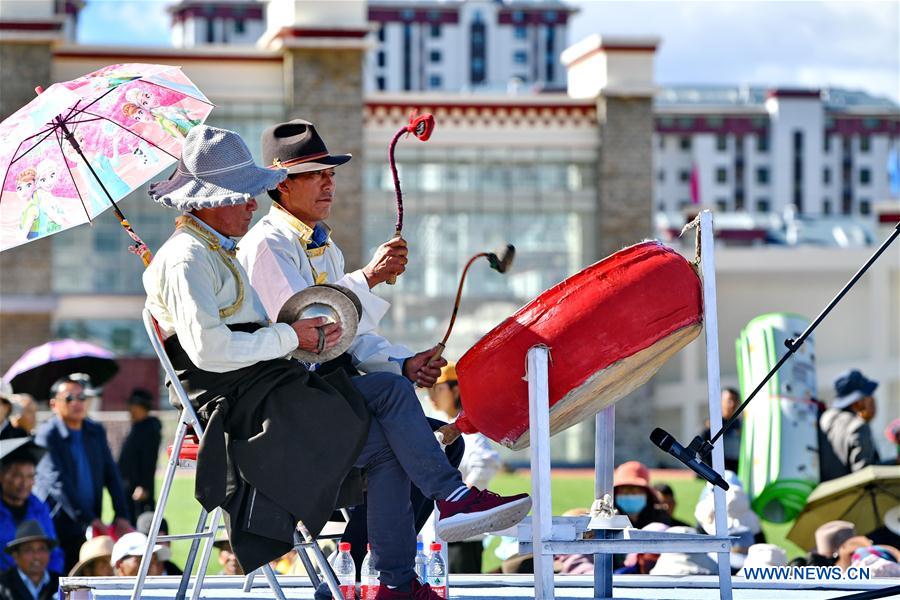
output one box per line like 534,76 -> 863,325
0,63 -> 214,264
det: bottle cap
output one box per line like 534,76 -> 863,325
416,541 -> 424,551
430,542 -> 441,551
339,542 -> 351,552
367,543 -> 371,551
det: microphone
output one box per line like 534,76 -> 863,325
650,428 -> 730,491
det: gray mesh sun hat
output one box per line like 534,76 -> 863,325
149,125 -> 288,210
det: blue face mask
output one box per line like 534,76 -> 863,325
617,494 -> 647,515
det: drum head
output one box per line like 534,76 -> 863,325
277,285 -> 360,362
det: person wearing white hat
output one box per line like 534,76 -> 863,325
143,125 -> 531,600
110,532 -> 166,576
736,543 -> 788,577
648,527 -> 718,575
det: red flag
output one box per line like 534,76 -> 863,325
690,162 -> 700,205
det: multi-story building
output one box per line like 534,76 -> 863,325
654,86 -> 899,217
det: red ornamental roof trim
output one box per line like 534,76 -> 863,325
275,27 -> 370,39
878,213 -> 900,224
655,116 -> 769,135
365,101 -> 595,114
0,20 -> 64,31
766,89 -> 821,99
170,4 -> 263,23
825,116 -> 900,136
53,49 -> 282,63
369,8 -> 460,24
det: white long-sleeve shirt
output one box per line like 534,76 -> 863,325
238,203 -> 412,375
143,221 -> 298,373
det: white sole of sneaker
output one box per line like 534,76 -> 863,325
435,497 -> 532,543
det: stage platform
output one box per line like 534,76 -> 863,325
61,574 -> 899,599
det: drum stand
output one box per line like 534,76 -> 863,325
517,210 -> 734,600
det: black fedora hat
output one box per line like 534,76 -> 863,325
261,119 -> 351,175
5,519 -> 57,554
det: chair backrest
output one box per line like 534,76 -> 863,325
142,308 -> 204,433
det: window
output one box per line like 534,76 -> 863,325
823,168 -> 831,184
716,167 -> 728,183
823,199 -> 832,215
860,135 -> 871,152
756,198 -> 770,212
679,136 -> 691,151
823,134 -> 831,153
756,167 -> 769,184
756,134 -> 769,153
377,51 -> 386,67
715,198 -> 728,212
716,135 -> 727,152
206,18 -> 215,43
430,23 -> 441,38
679,170 -> 690,183
234,18 -> 245,34
657,170 -> 665,182
376,76 -> 386,91
428,75 -> 442,89
514,50 -> 528,64
378,26 -> 385,42
859,168 -> 871,185
515,25 -> 527,39
470,21 -> 487,84
657,136 -> 665,150
859,199 -> 871,215
430,50 -> 441,63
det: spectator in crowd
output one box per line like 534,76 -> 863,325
694,473 -> 764,546
0,392 -> 26,441
836,536 -> 874,571
819,369 -> 880,482
736,543 -> 788,577
813,520 -> 856,566
613,461 -> 670,529
111,532 -> 165,577
614,522 -> 669,575
68,535 -> 114,577
118,389 -> 162,521
0,439 -> 64,575
699,388 -> 742,473
869,505 -> 900,548
427,363 -> 501,573
8,395 -> 38,435
850,545 -> 900,577
135,512 -> 183,576
885,419 -> 900,465
0,520 -> 59,600
649,526 -> 717,575
214,539 -> 242,576
33,375 -> 131,572
652,483 -> 689,527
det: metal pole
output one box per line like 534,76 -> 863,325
527,346 -> 555,599
593,407 -> 614,599
698,211 -> 733,600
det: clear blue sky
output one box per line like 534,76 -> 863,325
78,0 -> 899,103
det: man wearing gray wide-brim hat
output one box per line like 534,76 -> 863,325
818,369 -> 880,482
143,126 -> 530,592
0,519 -> 60,600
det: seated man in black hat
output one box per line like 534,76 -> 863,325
144,125 -> 530,600
237,119 -> 467,575
0,440 -> 64,575
0,520 -> 60,600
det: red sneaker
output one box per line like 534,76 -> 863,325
375,579 -> 443,599
435,487 -> 531,543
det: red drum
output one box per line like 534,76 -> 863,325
455,241 -> 703,450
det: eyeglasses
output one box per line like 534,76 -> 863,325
63,393 -> 88,403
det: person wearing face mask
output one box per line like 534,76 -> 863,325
818,369 -> 880,482
612,462 -> 671,530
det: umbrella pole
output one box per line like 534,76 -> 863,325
56,117 -> 153,267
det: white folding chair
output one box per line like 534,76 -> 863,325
134,308 -> 288,600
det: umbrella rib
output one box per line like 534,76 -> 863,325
70,84 -> 126,119
71,108 -> 179,159
142,68 -> 215,107
54,127 -> 94,222
0,127 -> 60,209
8,128 -> 58,165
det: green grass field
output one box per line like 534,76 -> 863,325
103,471 -> 804,575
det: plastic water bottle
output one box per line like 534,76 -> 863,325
360,544 -> 379,600
331,541 -> 356,600
414,540 -> 428,582
427,542 -> 447,598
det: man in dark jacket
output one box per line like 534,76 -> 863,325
117,388 -> 162,522
33,376 -> 131,572
819,369 -> 880,482
0,520 -> 59,600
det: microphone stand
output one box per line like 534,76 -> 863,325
688,221 -> 899,463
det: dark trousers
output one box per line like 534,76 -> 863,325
342,416 -> 465,577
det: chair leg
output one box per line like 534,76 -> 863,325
262,564 -> 288,600
299,524 -> 342,600
188,507 -> 221,600
242,568 -> 258,593
294,541 -> 321,589
131,416 -> 189,600
175,508 -> 209,600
